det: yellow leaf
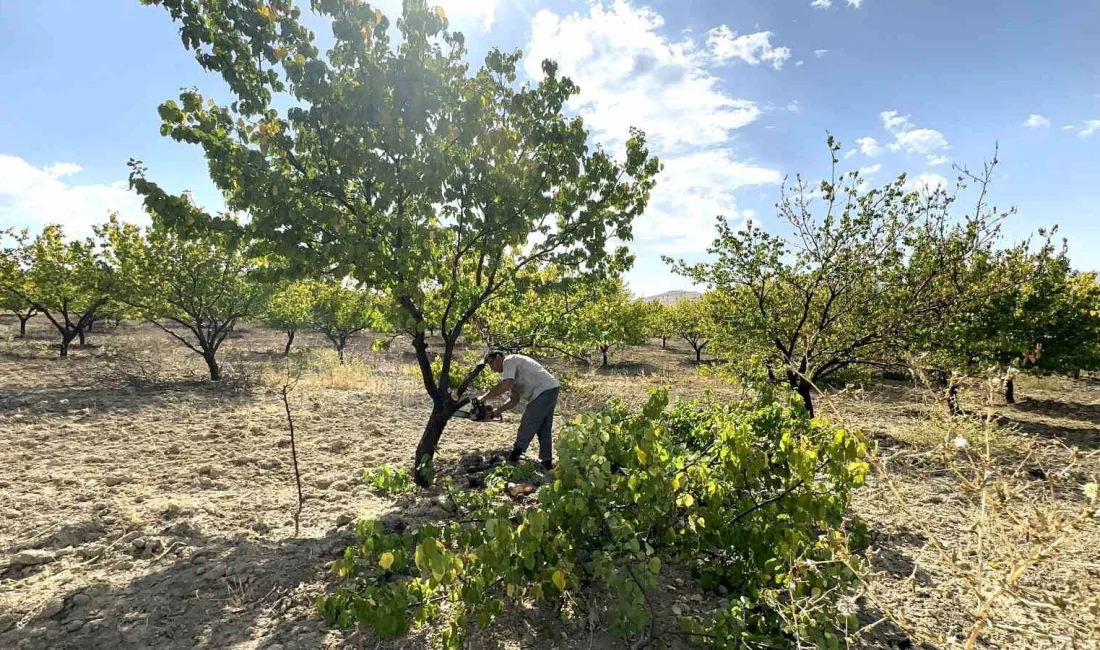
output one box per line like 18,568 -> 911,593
670,476 -> 680,491
379,552 -> 395,570
552,570 -> 566,591
635,448 -> 646,465
434,6 -> 446,20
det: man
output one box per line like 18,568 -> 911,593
479,349 -> 561,469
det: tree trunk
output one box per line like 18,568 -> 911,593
17,316 -> 29,338
77,329 -> 86,346
948,385 -> 962,417
86,318 -> 94,332
1072,369 -> 1081,380
786,371 -> 814,417
601,347 -> 609,368
1004,377 -> 1015,404
284,330 -> 296,356
59,332 -> 77,358
797,379 -> 815,418
414,405 -> 450,487
204,351 -> 221,381
695,346 -> 702,363
337,344 -> 345,364
661,337 -> 666,349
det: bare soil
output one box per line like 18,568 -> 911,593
0,318 -> 1097,649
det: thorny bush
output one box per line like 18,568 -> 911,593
320,385 -> 869,648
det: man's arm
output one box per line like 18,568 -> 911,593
494,388 -> 521,414
479,378 -> 514,403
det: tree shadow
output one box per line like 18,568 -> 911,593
997,415 -> 1100,451
0,380 -> 257,416
595,361 -> 660,377
0,526 -> 356,650
1011,397 -> 1100,425
853,604 -> 933,649
868,528 -> 934,586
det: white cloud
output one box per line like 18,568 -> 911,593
891,128 -> 948,154
1023,114 -> 1051,129
43,162 -> 83,178
635,149 -> 782,254
1079,120 -> 1100,138
847,0 -> 864,6
706,26 -> 791,70
371,0 -> 499,31
843,149 -> 857,159
811,0 -> 832,7
0,155 -> 147,239
903,172 -> 948,193
786,100 -> 800,113
814,49 -> 829,58
856,136 -> 880,156
1063,125 -> 1075,131
926,154 -> 949,166
881,110 -> 949,155
526,1 -> 783,254
858,163 -> 882,176
795,60 -> 804,67
527,2 -> 761,151
880,110 -> 912,132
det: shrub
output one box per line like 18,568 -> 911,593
321,386 -> 868,648
363,465 -> 416,496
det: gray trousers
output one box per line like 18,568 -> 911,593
513,387 -> 560,462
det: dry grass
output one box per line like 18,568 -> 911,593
0,316 -> 1097,649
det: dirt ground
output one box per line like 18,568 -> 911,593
1,317 -> 1097,649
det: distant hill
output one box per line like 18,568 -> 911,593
642,290 -> 702,306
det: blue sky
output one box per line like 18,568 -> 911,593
2,0 -> 1098,295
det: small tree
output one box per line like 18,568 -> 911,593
473,274 -> 646,367
1,226 -> 111,357
930,252 -> 1100,403
99,217 -> 267,381
0,257 -> 36,337
667,294 -> 718,363
264,280 -> 316,355
644,301 -> 673,349
311,282 -> 383,363
582,280 -> 650,367
135,0 -> 659,485
670,141 -> 1044,416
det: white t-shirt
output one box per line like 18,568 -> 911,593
502,354 -> 560,403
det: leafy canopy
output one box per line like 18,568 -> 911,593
98,216 -> 268,379
939,253 -> 1100,373
264,279 -> 317,334
474,272 -> 648,366
310,281 -> 387,360
671,141 -> 1050,415
133,0 -> 659,404
666,293 -> 721,360
0,225 -> 113,355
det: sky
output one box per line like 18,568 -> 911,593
1,0 -> 1098,296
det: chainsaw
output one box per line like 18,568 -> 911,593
454,396 -> 502,422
